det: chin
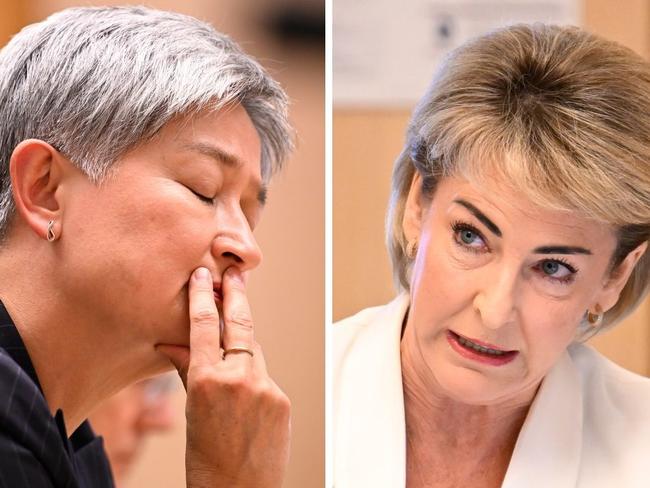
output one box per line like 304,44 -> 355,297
133,347 -> 178,380
153,354 -> 178,373
434,363 -> 515,405
154,311 -> 191,346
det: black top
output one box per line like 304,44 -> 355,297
0,302 -> 114,487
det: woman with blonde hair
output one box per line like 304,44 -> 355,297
334,24 -> 650,487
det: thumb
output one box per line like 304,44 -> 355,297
156,344 -> 190,390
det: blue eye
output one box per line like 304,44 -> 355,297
537,259 -> 577,284
542,261 -> 560,275
459,228 -> 478,245
451,221 -> 487,252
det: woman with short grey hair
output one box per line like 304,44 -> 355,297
335,24 -> 650,487
0,6 -> 292,487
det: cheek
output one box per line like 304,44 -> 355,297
411,229 -> 474,314
114,185 -> 211,259
518,295 -> 584,370
62,184 -> 213,310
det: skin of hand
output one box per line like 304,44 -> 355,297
156,266 -> 291,488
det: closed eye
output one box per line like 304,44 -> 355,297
186,186 -> 214,205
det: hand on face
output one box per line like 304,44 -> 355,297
156,267 -> 291,488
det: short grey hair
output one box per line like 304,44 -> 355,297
0,6 -> 293,240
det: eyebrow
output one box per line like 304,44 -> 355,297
453,199 -> 502,237
532,245 -> 592,255
182,142 -> 267,206
453,198 -> 593,255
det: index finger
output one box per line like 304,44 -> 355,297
188,267 -> 222,368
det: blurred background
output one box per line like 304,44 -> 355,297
1,1 -> 324,487
334,0 -> 650,377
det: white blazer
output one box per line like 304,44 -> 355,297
334,294 -> 650,488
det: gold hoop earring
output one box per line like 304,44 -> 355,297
46,220 -> 56,242
406,240 -> 418,259
586,304 -> 603,328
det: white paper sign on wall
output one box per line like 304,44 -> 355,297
334,0 -> 581,107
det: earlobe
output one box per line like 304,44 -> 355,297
10,139 -> 66,241
402,172 -> 425,244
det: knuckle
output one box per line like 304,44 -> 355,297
253,379 -> 290,409
253,379 -> 274,398
189,368 -> 218,395
190,367 -> 253,398
192,308 -> 219,325
280,392 -> 291,409
275,390 -> 292,412
225,310 -> 254,331
219,369 -> 251,392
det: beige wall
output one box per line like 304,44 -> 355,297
3,1 -> 324,487
0,2 -> 22,47
334,0 -> 650,376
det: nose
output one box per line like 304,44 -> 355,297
212,205 -> 263,272
472,264 -> 520,330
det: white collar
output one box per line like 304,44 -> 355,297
335,294 -> 582,487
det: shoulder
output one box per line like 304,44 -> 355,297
569,343 -> 650,417
0,349 -> 60,453
333,303 -> 388,356
568,343 -> 650,483
333,294 -> 409,370
0,348 -> 48,422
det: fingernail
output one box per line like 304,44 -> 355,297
194,267 -> 211,282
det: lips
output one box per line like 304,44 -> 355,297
446,330 -> 518,366
213,283 -> 223,304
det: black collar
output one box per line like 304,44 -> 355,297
0,301 -> 98,451
0,301 -> 43,393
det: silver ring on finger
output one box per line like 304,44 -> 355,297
222,346 -> 255,359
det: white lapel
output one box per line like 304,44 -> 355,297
335,295 -> 583,488
501,349 -> 583,488
334,295 -> 409,488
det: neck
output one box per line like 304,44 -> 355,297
400,314 -> 538,484
0,235 -> 168,434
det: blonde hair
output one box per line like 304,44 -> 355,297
386,24 -> 650,332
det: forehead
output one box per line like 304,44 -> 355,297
135,104 -> 263,180
432,175 -> 617,246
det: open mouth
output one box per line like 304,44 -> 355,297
446,331 -> 518,366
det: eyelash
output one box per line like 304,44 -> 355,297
188,187 -> 215,205
186,186 -> 261,231
450,220 -> 579,285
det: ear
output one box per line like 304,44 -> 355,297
401,171 -> 425,244
9,139 -> 68,241
595,240 -> 648,313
